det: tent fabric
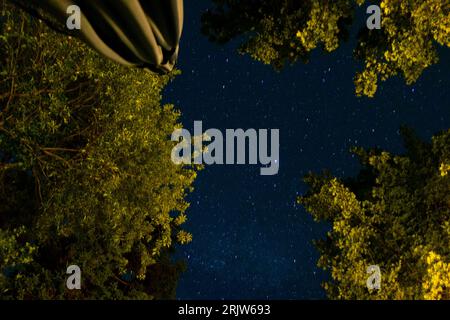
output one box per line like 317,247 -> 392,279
38,0 -> 184,74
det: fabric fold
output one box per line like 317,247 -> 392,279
37,0 -> 184,73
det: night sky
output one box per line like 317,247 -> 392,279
163,1 -> 450,299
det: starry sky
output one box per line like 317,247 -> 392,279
163,1 -> 450,299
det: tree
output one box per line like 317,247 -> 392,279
202,0 -> 354,70
202,0 -> 450,97
0,2 -> 197,299
298,128 -> 450,299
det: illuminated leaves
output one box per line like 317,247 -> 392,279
0,3 -> 197,299
440,163 -> 450,177
422,252 -> 450,300
298,129 -> 450,299
296,0 -> 353,53
354,0 -> 450,97
203,0 -> 450,97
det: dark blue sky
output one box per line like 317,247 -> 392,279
163,1 -> 450,299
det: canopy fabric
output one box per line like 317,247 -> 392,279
38,0 -> 184,73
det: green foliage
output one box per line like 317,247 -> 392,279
202,0 -> 353,70
0,2 -> 197,299
298,128 -> 450,299
202,0 -> 450,97
354,0 -> 450,97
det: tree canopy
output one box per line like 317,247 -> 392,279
298,128 -> 450,299
0,2 -> 197,299
202,0 -> 450,97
